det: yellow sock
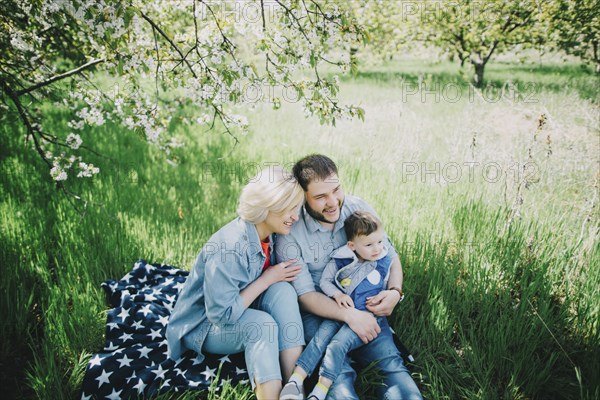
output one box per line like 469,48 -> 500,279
308,382 -> 329,400
289,371 -> 304,385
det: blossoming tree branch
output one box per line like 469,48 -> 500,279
1,0 -> 366,184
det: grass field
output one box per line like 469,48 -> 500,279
1,59 -> 598,399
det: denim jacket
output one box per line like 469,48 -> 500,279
166,218 -> 271,361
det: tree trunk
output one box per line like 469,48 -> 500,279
593,41 -> 599,74
473,62 -> 485,88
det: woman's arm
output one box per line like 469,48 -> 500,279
204,251 -> 301,326
203,255 -> 248,325
239,259 -> 300,308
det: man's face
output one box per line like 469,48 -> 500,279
304,173 -> 345,225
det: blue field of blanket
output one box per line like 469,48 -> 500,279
80,260 -> 249,399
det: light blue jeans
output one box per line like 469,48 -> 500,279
184,282 -> 304,388
302,313 -> 422,400
297,317 -> 387,382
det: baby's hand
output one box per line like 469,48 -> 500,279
333,293 -> 354,309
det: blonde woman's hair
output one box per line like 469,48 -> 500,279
237,166 -> 304,224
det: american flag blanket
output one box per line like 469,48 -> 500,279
80,260 -> 249,399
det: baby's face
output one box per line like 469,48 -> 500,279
348,228 -> 385,261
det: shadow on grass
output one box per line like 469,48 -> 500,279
0,105 -> 247,398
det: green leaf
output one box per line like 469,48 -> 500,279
117,58 -> 124,75
357,107 -> 365,122
124,6 -> 136,29
310,52 -> 317,68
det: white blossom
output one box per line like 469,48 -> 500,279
50,165 -> 68,181
76,162 -> 100,178
196,115 -> 211,124
10,31 -> 33,52
66,133 -> 83,150
211,53 -> 223,65
5,0 -> 365,183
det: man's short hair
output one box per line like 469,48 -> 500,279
292,154 -> 338,191
344,211 -> 382,240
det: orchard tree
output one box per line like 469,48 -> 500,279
349,0 -> 412,61
0,0 -> 366,188
545,0 -> 600,73
408,0 -> 544,86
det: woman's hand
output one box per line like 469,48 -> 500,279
260,259 -> 301,286
333,293 -> 354,309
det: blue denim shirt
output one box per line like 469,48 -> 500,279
274,194 -> 397,297
166,218 -> 269,361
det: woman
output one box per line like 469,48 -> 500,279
166,166 -> 305,399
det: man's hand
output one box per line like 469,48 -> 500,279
344,307 -> 380,343
333,293 -> 354,309
365,289 -> 401,316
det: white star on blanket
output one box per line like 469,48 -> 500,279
79,260 -> 249,398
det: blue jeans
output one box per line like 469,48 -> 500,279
303,313 -> 422,400
184,282 -> 304,388
297,318 -> 385,382
296,319 -> 344,377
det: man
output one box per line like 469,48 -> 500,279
275,154 -> 422,399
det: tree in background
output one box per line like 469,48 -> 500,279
365,0 -> 544,87
409,0 -> 546,86
545,0 -> 600,73
350,0 -> 412,61
0,0 -> 365,186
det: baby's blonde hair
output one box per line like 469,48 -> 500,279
237,166 -> 304,224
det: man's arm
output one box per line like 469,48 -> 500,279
365,255 -> 403,316
387,254 -> 404,290
299,291 -> 381,344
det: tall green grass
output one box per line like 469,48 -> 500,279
0,59 -> 598,399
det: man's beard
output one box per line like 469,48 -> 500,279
305,198 -> 343,224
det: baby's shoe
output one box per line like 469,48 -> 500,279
279,380 -> 304,400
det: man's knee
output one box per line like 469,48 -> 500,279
326,368 -> 359,400
375,356 -> 422,400
354,331 -> 401,364
382,376 -> 423,400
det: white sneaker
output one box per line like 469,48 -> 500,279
279,380 -> 304,400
